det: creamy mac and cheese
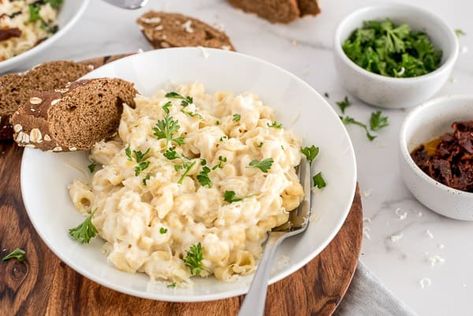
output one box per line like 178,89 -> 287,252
69,83 -> 304,284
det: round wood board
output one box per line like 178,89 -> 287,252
0,54 -> 363,316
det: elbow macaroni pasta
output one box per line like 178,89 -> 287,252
69,83 -> 304,284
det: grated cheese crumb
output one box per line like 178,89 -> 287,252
419,278 -> 432,289
390,233 -> 403,242
425,230 -> 434,239
395,208 -> 408,220
427,255 -> 445,266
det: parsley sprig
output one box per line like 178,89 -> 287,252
340,115 -> 377,141
2,248 -> 26,262
336,96 -> 351,114
301,145 -> 319,164
69,211 -> 97,244
197,166 -> 212,187
165,91 -> 193,107
183,243 -> 204,276
126,147 -> 151,176
176,161 -> 196,184
343,19 -> 442,78
370,111 -> 389,131
249,158 -> 274,173
153,116 -> 185,147
224,191 -> 243,203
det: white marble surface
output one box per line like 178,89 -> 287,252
17,0 -> 473,315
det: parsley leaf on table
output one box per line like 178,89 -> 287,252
455,28 -> 466,38
165,91 -> 193,107
336,96 -> 351,114
370,111 -> 389,131
313,172 -> 327,189
340,115 -> 377,141
2,248 -> 26,262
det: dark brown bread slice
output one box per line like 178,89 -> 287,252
11,78 -> 136,151
229,0 -> 300,23
0,61 -> 91,141
137,11 -> 235,51
297,0 -> 321,16
0,54 -> 133,142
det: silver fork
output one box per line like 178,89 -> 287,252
101,0 -> 149,10
239,158 -> 312,316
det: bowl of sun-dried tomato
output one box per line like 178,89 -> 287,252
400,95 -> 473,220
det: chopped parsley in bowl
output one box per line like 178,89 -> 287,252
342,19 -> 442,78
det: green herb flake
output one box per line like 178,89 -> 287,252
232,114 -> 241,122
153,116 -> 185,146
267,121 -> 283,129
46,0 -> 64,9
142,174 -> 151,186
2,248 -> 26,262
369,111 -> 389,131
313,172 -> 327,189
212,156 -> 227,170
87,162 -> 96,173
455,29 -> 466,38
165,91 -> 193,107
127,148 -> 151,176
197,166 -> 212,187
183,243 -> 204,276
257,142 -> 264,148
342,19 -> 442,78
160,227 -> 168,234
249,158 -> 274,173
340,115 -> 377,141
69,211 -> 97,244
125,146 -> 132,160
336,96 -> 351,114
164,147 -> 179,160
28,4 -> 41,22
167,282 -> 177,288
301,145 -> 320,164
177,161 -> 196,184
224,191 -> 242,203
162,101 -> 172,114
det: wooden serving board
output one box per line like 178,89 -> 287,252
0,141 -> 362,316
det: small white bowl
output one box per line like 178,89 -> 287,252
400,95 -> 473,221
0,0 -> 90,74
334,3 -> 459,109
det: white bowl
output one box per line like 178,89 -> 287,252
400,95 -> 473,221
20,48 -> 357,302
334,3 -> 459,109
0,0 -> 90,74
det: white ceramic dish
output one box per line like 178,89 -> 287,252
20,48 -> 357,302
400,95 -> 473,221
0,0 -> 90,74
334,3 -> 459,109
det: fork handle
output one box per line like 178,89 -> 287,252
238,233 -> 287,316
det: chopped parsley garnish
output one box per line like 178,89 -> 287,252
160,227 -> 168,234
343,19 -> 442,78
28,4 -> 41,22
369,111 -> 389,131
200,159 -> 207,166
219,135 -> 228,142
249,158 -> 274,173
87,162 -> 96,173
232,114 -> 241,122
340,115 -> 376,141
313,172 -> 327,189
183,243 -> 204,276
142,174 -> 151,186
2,248 -> 26,262
153,116 -> 185,146
162,101 -> 172,114
224,191 -> 242,203
268,121 -> 283,129
181,109 -> 202,118
197,166 -> 212,187
176,161 -> 196,184
163,147 -> 179,160
165,91 -> 193,107
212,156 -> 227,170
455,29 -> 466,38
167,282 -> 177,288
301,145 -> 319,164
68,211 -> 97,244
336,96 -> 351,114
46,0 -> 64,9
126,147 -> 151,176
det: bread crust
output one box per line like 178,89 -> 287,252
11,79 -> 136,152
137,11 -> 235,51
229,0 -> 300,23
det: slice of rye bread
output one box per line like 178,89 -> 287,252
297,0 -> 321,16
11,78 -> 136,152
137,11 -> 235,51
0,54 -> 133,141
228,0 -> 300,23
